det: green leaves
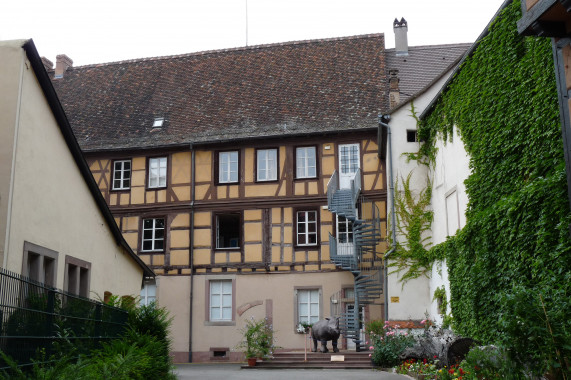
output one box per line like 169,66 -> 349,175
414,0 -> 570,375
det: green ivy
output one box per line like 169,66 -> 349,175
419,0 -> 571,375
389,171 -> 438,283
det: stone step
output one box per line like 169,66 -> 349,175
242,350 -> 374,369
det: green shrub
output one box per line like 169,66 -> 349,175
369,321 -> 414,368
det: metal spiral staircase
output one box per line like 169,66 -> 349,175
327,169 -> 383,351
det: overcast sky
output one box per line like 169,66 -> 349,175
1,0 -> 506,66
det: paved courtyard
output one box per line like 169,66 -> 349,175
174,363 -> 410,380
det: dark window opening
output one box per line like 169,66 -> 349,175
216,214 -> 240,248
213,351 -> 226,357
407,130 -> 418,143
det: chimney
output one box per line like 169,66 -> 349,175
389,69 -> 400,108
394,18 -> 408,57
55,54 -> 73,78
41,57 -> 53,72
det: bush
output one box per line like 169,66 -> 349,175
369,321 -> 414,367
0,302 -> 175,379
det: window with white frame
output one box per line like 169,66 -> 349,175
140,282 -> 157,306
256,149 -> 277,181
112,160 -> 131,190
297,289 -> 320,324
142,218 -> 165,251
210,280 -> 232,321
339,144 -> 359,175
148,157 -> 167,188
219,151 -> 239,183
296,210 -> 318,246
296,146 -> 317,178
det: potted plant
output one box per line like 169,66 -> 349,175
296,322 -> 312,334
237,317 -> 274,366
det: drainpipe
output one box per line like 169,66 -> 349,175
188,145 -> 195,362
379,115 -> 397,322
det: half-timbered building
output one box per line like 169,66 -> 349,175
50,30 -> 468,362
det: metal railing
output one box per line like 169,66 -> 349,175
327,170 -> 339,210
0,268 -> 128,369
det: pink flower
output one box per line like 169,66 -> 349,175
368,354 -> 372,357
369,346 -> 374,350
421,319 -> 426,325
384,321 -> 390,325
383,325 -> 389,329
403,332 -> 408,336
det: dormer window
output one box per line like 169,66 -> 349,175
153,117 -> 164,128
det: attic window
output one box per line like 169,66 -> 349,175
153,117 -> 164,128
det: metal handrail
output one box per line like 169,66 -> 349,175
326,170 -> 339,209
351,168 -> 362,206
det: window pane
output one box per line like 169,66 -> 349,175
222,281 -> 232,293
299,290 -> 308,303
143,241 -> 152,251
308,212 -> 316,221
222,307 -> 232,320
155,219 -> 165,228
299,303 -> 308,317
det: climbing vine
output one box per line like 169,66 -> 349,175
418,0 -> 570,375
389,171 -> 439,283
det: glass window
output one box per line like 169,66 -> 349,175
142,218 -> 165,251
257,149 -> 277,181
112,160 -> 131,190
298,289 -> 320,324
140,282 -> 157,306
340,144 -> 359,175
148,157 -> 167,188
219,151 -> 239,183
296,147 -> 316,178
296,211 -> 318,246
210,280 -> 232,321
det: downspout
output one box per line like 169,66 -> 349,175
379,115 -> 397,322
188,145 -> 195,362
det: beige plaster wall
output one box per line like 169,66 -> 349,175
3,41 -> 143,298
178,271 -> 359,361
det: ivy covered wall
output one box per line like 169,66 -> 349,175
421,0 -> 570,369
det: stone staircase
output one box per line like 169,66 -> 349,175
242,350 -> 374,369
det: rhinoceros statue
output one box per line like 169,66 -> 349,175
310,317 -> 340,353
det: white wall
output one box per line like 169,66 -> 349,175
428,126 -> 470,323
386,70 -> 459,321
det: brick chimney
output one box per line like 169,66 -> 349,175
55,54 -> 73,78
389,69 -> 400,108
394,18 -> 408,57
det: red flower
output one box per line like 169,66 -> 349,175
459,368 -> 465,375
449,369 -> 455,374
423,358 -> 427,364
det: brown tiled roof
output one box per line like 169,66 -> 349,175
386,43 -> 471,106
53,35 -> 388,151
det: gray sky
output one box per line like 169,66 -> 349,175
1,0 -> 506,66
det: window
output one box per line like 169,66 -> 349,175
296,288 -> 320,324
140,282 -> 157,306
339,144 -> 359,175
296,146 -> 317,178
64,256 -> 91,297
112,160 -> 131,190
215,214 -> 240,249
210,280 -> 232,321
296,210 -> 318,246
148,157 -> 167,188
153,117 -> 164,128
256,148 -> 278,181
218,151 -> 239,184
142,218 -> 165,251
407,130 -> 418,142
22,242 -> 58,287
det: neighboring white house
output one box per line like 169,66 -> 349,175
0,39 -> 153,298
385,64 -> 471,326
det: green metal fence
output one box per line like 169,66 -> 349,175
0,267 -> 128,369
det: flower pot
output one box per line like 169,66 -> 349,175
247,357 -> 257,367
